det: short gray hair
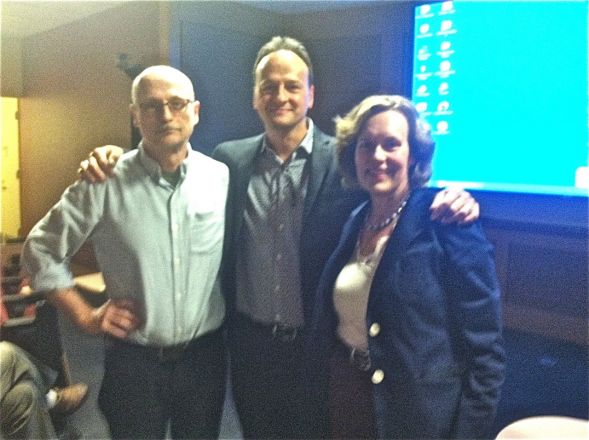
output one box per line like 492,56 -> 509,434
252,36 -> 314,85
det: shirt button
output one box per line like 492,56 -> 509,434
276,253 -> 282,261
369,323 -> 381,337
274,284 -> 280,293
278,223 -> 285,231
371,369 -> 385,384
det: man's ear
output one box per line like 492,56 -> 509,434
192,100 -> 201,126
129,104 -> 139,128
307,84 -> 315,111
252,88 -> 258,111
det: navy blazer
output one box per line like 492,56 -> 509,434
212,127 -> 366,325
309,189 -> 505,439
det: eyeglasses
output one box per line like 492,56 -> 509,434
138,98 -> 194,115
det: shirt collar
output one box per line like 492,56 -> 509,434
260,118 -> 315,159
138,142 -> 191,182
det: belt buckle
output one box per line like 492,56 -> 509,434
271,323 -> 298,342
350,347 -> 371,371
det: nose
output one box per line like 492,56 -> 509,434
275,84 -> 287,102
372,144 -> 387,161
160,104 -> 174,120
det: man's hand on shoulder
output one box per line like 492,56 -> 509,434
430,187 -> 480,225
78,145 -> 124,183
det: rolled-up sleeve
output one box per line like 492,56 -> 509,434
23,180 -> 104,291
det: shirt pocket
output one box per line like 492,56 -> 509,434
189,209 -> 224,254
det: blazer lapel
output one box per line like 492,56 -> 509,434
302,129 -> 334,225
373,190 -> 433,286
232,136 -> 262,244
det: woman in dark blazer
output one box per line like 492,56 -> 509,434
307,95 -> 505,439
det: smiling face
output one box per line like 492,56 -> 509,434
252,49 -> 314,135
354,110 -> 413,200
130,70 -> 200,155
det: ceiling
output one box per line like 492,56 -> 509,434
1,1 -> 126,38
1,0 -> 372,39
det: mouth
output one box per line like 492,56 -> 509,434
158,126 -> 179,134
269,107 -> 292,116
366,169 -> 389,180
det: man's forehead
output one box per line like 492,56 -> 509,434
137,76 -> 194,99
256,50 -> 308,77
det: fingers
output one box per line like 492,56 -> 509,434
77,145 -> 123,183
78,156 -> 108,183
100,299 -> 142,339
459,199 -> 480,224
430,187 -> 480,224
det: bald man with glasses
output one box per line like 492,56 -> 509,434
22,66 -> 229,439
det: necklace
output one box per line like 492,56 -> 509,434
364,196 -> 410,232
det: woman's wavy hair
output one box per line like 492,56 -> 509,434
335,95 -> 435,189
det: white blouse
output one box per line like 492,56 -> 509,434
333,234 -> 390,350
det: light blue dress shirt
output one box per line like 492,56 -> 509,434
23,144 -> 229,347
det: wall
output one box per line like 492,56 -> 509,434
19,2 -> 165,234
1,36 -> 23,96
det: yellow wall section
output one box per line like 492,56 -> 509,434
1,97 -> 22,238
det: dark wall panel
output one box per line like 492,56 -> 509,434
305,35 -> 383,135
180,23 -> 265,153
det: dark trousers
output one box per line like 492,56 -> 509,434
98,329 -> 226,440
229,314 -> 328,439
329,342 -> 377,439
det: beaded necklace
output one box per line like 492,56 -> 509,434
364,196 -> 409,232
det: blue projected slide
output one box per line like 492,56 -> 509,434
412,1 -> 588,196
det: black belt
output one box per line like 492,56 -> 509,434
107,327 -> 223,363
335,339 -> 372,372
233,313 -> 302,343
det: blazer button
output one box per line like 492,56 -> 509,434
371,369 -> 384,384
369,323 -> 381,337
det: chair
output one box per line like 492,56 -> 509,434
1,276 -> 72,387
496,416 -> 588,439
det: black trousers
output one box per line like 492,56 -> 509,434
229,314 -> 328,440
98,328 -> 226,440
329,342 -> 377,439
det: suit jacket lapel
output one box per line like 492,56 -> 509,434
302,129 -> 334,225
232,135 -> 262,245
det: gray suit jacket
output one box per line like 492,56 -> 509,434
212,127 -> 366,325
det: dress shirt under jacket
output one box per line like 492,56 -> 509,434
23,144 -> 229,347
235,120 -> 314,327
